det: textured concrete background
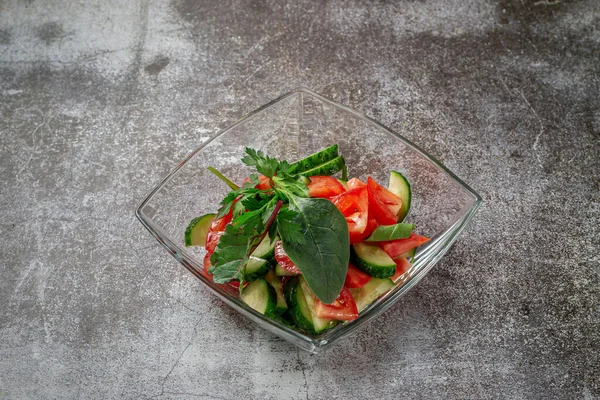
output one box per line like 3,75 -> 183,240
1,0 -> 599,399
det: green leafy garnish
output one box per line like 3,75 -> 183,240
208,147 -> 349,302
281,197 -> 350,304
364,223 -> 415,242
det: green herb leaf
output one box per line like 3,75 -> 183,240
232,208 -> 264,234
209,224 -> 251,283
241,196 -> 267,211
276,209 -> 306,245
281,197 -> 350,304
364,223 -> 415,242
272,174 -> 309,199
241,148 -> 279,178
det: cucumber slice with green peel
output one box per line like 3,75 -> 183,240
251,234 -> 277,261
352,242 -> 397,278
184,214 -> 216,247
285,276 -> 337,334
284,277 -> 314,333
349,278 -> 395,312
388,171 -> 411,222
240,279 -> 278,317
298,277 -> 338,333
265,270 -> 288,313
397,248 -> 416,262
244,256 -> 272,281
275,263 -> 299,277
301,156 -> 345,177
289,144 -> 338,173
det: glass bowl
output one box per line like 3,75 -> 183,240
136,87 -> 482,354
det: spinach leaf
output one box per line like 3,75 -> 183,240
281,197 -> 350,304
365,223 -> 414,242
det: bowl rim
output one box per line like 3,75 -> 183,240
135,87 -> 483,353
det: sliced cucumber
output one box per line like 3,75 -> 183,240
301,156 -> 345,177
275,263 -> 299,277
290,144 -> 338,173
240,278 -> 278,317
349,278 -> 395,312
184,214 -> 216,247
251,234 -> 277,261
352,242 -> 397,278
388,171 -> 411,222
285,276 -> 337,334
265,270 -> 288,313
298,277 -> 338,333
244,256 -> 272,281
284,277 -> 314,332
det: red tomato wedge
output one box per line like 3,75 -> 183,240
391,257 -> 412,281
209,211 -> 233,233
367,177 -> 402,225
256,175 -> 272,190
274,241 -> 302,274
351,217 -> 378,244
315,286 -> 359,321
203,251 -> 212,273
307,176 -> 346,198
227,280 -> 248,289
331,187 -> 369,244
205,230 -> 223,254
345,262 -> 372,288
380,232 -> 430,259
205,198 -> 238,253
242,175 -> 272,190
347,178 -> 366,189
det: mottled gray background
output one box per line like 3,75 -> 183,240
1,0 -> 599,399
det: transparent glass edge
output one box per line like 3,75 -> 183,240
134,87 -> 484,351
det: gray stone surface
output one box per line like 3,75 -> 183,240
1,0 -> 599,398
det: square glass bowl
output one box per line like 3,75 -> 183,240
136,87 -> 482,354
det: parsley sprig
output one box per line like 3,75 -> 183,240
208,149 -> 307,288
207,147 -> 350,304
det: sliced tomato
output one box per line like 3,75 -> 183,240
274,241 -> 302,274
345,262 -> 372,288
331,187 -> 369,244
205,230 -> 223,254
210,213 -> 232,233
315,286 -> 359,321
203,251 -> 212,273
350,217 -> 378,244
307,176 -> 346,198
380,232 -> 430,259
367,177 -> 402,225
242,175 -> 272,190
256,175 -> 272,190
227,280 -> 248,289
347,178 -> 366,189
391,257 -> 412,281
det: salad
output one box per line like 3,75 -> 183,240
185,145 -> 429,335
